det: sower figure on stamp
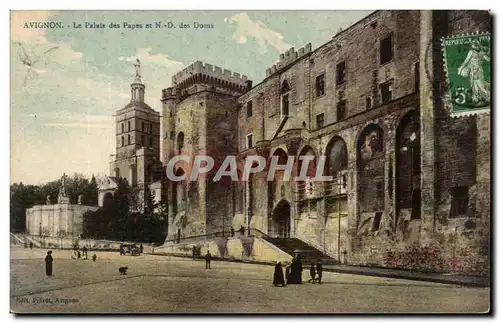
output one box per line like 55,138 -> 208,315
45,250 -> 53,276
205,250 -> 212,269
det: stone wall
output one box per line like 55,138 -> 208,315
26,204 -> 99,238
159,10 -> 490,275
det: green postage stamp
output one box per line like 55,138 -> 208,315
442,33 -> 491,117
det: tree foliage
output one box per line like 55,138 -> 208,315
10,173 -> 99,232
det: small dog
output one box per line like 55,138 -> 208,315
118,266 -> 128,275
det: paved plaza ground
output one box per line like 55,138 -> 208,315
10,248 -> 490,314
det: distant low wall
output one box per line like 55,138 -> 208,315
26,235 -> 152,253
25,203 -> 98,238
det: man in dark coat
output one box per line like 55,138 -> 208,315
205,250 -> 212,269
290,254 -> 303,284
82,246 -> 88,259
45,250 -> 53,276
140,244 -> 144,254
316,259 -> 323,284
273,261 -> 286,287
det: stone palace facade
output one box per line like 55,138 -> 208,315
106,10 -> 491,272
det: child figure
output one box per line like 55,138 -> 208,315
308,263 -> 317,283
92,254 -> 97,262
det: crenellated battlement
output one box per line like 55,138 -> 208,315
172,61 -> 249,87
265,43 -> 312,78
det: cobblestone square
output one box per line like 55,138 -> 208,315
10,248 -> 490,313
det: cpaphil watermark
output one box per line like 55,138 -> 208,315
165,154 -> 335,182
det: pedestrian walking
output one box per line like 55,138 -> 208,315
316,259 -> 323,284
273,261 -> 286,287
308,263 -> 317,283
92,254 -> 97,262
29,242 -> 33,250
82,246 -> 88,259
77,250 -> 81,259
205,250 -> 212,269
285,264 -> 292,284
140,244 -> 143,254
45,250 -> 54,276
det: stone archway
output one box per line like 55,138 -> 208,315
271,199 -> 291,238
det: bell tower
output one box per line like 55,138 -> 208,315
109,59 -> 161,195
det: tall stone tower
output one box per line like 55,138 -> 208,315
161,61 -> 251,239
109,60 -> 162,210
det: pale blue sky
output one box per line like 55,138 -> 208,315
10,10 -> 372,185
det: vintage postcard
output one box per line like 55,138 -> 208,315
10,9 -> 491,314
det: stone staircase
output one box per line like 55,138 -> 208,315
260,236 -> 338,265
10,233 -> 27,247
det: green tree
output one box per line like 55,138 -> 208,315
87,175 -> 99,206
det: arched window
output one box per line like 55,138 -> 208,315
357,124 -> 385,213
396,110 -> 421,219
297,146 -> 317,201
325,136 -> 348,176
269,148 -> 289,200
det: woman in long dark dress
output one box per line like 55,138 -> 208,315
45,250 -> 53,276
273,262 -> 286,287
296,255 -> 303,284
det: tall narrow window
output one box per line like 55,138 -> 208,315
246,134 -> 253,149
142,122 -> 145,132
380,81 -> 393,104
121,123 -> 124,133
281,94 -> 289,117
246,101 -> 253,118
411,190 -> 422,219
316,74 -> 325,97
149,137 -> 153,147
450,186 -> 469,218
281,80 -> 290,118
316,113 -> 325,129
141,135 -> 145,146
337,100 -> 346,121
128,121 -> 131,131
177,132 -> 184,154
365,96 -> 372,110
336,61 -> 346,84
371,212 -> 383,231
121,136 -> 124,147
380,33 -> 394,64
127,134 -> 131,145
414,61 -> 420,93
